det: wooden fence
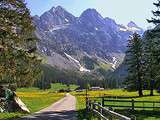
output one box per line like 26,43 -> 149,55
87,100 -> 131,120
102,98 -> 160,110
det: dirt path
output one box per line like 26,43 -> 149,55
17,93 -> 77,120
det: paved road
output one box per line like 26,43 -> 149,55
17,93 -> 77,120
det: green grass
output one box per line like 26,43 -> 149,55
17,83 -> 79,92
50,83 -> 79,91
116,110 -> 160,120
76,96 -> 98,120
72,90 -> 160,120
0,88 -> 64,120
76,96 -> 86,119
16,87 -> 43,92
1,88 -> 160,120
99,63 -> 112,70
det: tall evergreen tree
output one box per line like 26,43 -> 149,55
147,0 -> 160,25
143,29 -> 160,96
145,0 -> 160,95
0,0 -> 42,87
125,33 -> 143,96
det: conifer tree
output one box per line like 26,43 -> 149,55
146,0 -> 160,95
125,33 -> 143,96
143,29 -> 160,96
0,0 -> 42,87
147,0 -> 160,25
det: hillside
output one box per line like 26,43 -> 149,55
33,6 -> 144,83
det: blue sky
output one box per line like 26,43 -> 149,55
26,0 -> 155,29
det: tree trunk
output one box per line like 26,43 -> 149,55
138,80 -> 143,97
150,83 -> 154,96
150,89 -> 154,96
150,80 -> 154,96
138,87 -> 143,97
137,67 -> 143,97
138,89 -> 143,97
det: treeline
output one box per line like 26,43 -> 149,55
35,64 -> 116,90
125,0 -> 160,96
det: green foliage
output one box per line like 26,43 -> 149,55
81,56 -> 98,70
34,63 -> 106,89
143,29 -> 160,95
17,83 -> 79,92
50,83 -> 79,91
125,33 -> 143,96
123,0 -> 160,96
143,0 -> 160,95
0,0 -> 42,87
117,110 -> 160,120
35,64 -> 56,90
148,0 -> 160,25
16,87 -> 43,92
99,63 -> 112,70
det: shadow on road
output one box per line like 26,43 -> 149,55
15,110 -> 77,120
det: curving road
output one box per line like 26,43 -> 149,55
17,93 -> 77,120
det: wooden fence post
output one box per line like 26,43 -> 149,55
153,102 -> 155,110
132,99 -> 134,111
98,102 -> 102,120
93,100 -> 96,110
88,100 -> 90,110
86,97 -> 90,112
108,107 -> 113,120
102,97 -> 104,107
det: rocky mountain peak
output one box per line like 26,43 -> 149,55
127,21 -> 144,34
55,6 -> 64,10
127,21 -> 138,28
78,8 -> 105,30
38,6 -> 76,31
49,6 -> 66,14
80,8 -> 103,19
35,7 -> 144,73
81,8 -> 99,15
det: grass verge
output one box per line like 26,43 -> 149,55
76,96 -> 97,120
0,88 -> 64,120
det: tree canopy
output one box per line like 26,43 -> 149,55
0,0 -> 42,87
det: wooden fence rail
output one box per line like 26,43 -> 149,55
102,98 -> 160,110
87,100 -> 131,120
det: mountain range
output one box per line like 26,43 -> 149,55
33,6 -> 144,75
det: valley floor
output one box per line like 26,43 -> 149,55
1,89 -> 160,120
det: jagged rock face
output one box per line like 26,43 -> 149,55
34,6 -> 144,71
128,21 -> 138,28
78,9 -> 106,31
35,6 -> 76,31
75,9 -> 121,56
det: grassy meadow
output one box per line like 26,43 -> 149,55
0,83 -> 79,120
1,86 -> 160,120
0,86 -> 65,119
72,90 -> 160,120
